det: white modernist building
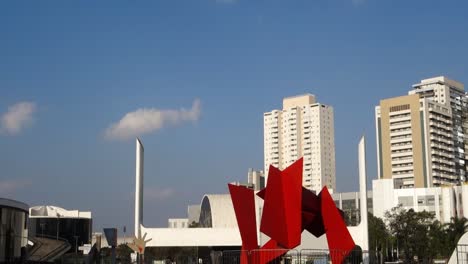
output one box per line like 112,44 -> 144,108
133,137 -> 368,251
168,219 -> 189,229
30,206 -> 92,219
372,178 -> 468,224
264,94 -> 336,193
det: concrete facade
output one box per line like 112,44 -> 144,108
372,178 -> 468,224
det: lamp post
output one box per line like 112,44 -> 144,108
40,223 -> 45,237
74,235 -> 79,254
56,215 -> 60,240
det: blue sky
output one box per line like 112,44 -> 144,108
1,0 -> 467,231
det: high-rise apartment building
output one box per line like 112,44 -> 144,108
375,76 -> 465,188
409,77 -> 466,182
264,94 -> 336,193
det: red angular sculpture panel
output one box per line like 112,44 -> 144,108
229,158 -> 356,264
228,184 -> 258,251
320,187 -> 356,264
260,159 -> 303,249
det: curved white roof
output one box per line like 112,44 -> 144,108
0,198 -> 29,212
200,194 -> 237,228
29,205 -> 91,219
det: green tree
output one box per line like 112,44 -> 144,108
385,206 -> 437,263
116,244 -> 133,262
445,217 -> 468,256
427,220 -> 447,258
368,213 -> 389,253
188,221 -> 200,228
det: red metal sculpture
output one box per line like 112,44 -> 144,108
228,158 -> 355,264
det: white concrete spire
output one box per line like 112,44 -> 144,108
358,136 -> 369,251
135,138 -> 144,237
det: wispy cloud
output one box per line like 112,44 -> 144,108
105,99 -> 201,140
1,101 -> 37,135
144,187 -> 175,201
0,179 -> 32,195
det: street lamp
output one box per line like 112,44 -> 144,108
74,236 -> 79,254
40,222 -> 45,237
56,214 -> 60,240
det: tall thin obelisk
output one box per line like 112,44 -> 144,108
135,138 -> 144,237
358,136 -> 369,252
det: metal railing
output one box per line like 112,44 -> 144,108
218,248 -> 381,264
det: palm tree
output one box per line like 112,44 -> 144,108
445,217 -> 468,256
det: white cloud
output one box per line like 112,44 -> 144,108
1,101 -> 37,135
0,179 -> 32,194
105,99 -> 201,140
144,187 -> 175,201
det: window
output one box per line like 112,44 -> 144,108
398,196 -> 413,206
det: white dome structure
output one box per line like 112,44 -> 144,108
199,194 -> 237,228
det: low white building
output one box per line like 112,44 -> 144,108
372,178 -> 468,223
168,218 -> 189,228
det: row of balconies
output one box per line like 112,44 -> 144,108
389,123 -> 412,131
391,147 -> 413,154
429,130 -> 452,140
392,171 -> 414,178
390,134 -> 412,140
432,166 -> 455,173
429,136 -> 453,146
390,114 -> 412,121
392,162 -> 414,168
390,137 -> 412,145
390,127 -> 412,133
391,141 -> 413,147
389,119 -> 412,126
432,171 -> 458,180
430,143 -> 453,153
431,156 -> 455,165
430,148 -> 455,158
428,115 -> 452,124
391,151 -> 414,158
428,118 -> 452,126
429,123 -> 452,133
390,129 -> 413,137
392,166 -> 414,173
392,158 -> 414,165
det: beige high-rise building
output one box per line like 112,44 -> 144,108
264,94 -> 336,193
409,77 -> 466,182
375,77 -> 464,188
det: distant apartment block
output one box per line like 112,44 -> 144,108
375,76 -> 466,188
247,168 -> 265,191
264,94 -> 336,193
168,218 -> 189,228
